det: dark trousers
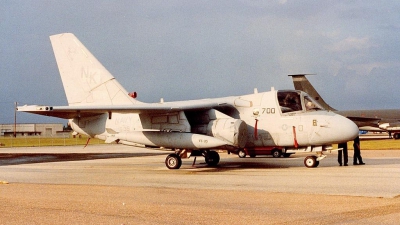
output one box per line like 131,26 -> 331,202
338,142 -> 348,165
353,147 -> 363,164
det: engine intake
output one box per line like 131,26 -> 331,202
206,118 -> 247,148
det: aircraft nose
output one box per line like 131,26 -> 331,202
328,114 -> 359,143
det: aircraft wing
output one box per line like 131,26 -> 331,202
335,109 -> 400,127
17,100 -> 230,119
345,116 -> 381,127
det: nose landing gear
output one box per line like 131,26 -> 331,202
304,152 -> 326,168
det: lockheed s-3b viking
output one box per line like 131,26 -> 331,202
17,33 -> 359,169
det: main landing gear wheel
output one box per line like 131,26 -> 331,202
304,156 -> 319,168
238,150 -> 246,158
165,153 -> 182,169
205,151 -> 220,166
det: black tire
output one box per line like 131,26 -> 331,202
249,154 -> 256,158
272,149 -> 282,158
238,150 -> 246,158
283,153 -> 292,158
304,156 -> 319,168
394,133 -> 400,139
165,153 -> 182,169
205,151 -> 220,166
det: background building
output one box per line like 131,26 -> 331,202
0,124 -> 64,137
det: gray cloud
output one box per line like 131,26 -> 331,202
1,0 -> 399,123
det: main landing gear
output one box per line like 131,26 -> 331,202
165,149 -> 220,169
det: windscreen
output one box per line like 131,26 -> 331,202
278,91 -> 325,113
278,91 -> 302,113
304,95 -> 324,111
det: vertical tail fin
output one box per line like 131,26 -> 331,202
50,33 -> 141,106
288,74 -> 336,111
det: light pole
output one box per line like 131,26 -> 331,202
14,102 -> 17,138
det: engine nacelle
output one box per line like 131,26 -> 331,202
69,114 -> 107,137
206,118 -> 247,148
379,122 -> 400,131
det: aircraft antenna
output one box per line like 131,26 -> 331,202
288,73 -> 316,77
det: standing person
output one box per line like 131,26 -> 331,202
353,136 -> 365,165
338,142 -> 348,166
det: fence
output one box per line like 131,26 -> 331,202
0,134 -> 103,148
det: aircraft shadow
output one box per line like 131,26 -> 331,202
0,152 -> 166,166
182,155 -> 400,172
346,157 -> 400,166
183,158 -> 294,172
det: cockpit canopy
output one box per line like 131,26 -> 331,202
277,90 -> 324,113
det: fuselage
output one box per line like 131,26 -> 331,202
70,90 -> 359,150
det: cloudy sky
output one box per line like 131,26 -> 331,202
1,0 -> 400,124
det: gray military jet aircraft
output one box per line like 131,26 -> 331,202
17,33 -> 358,169
289,74 -> 400,139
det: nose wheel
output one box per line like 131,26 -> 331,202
304,155 -> 319,168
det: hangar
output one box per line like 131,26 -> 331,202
0,124 -> 64,137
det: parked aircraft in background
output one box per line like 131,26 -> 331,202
289,74 -> 400,139
17,33 -> 358,169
